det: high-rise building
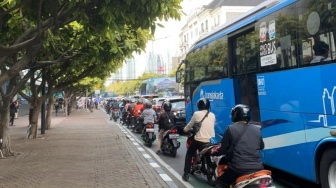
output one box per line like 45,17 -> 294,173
105,57 -> 136,86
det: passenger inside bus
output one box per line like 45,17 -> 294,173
310,41 -> 330,64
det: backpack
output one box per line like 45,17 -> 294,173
163,112 -> 174,130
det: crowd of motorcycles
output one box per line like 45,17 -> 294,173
104,100 -> 181,157
103,100 -> 275,188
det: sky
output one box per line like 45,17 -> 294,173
132,0 -> 213,76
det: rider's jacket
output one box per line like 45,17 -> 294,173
133,104 -> 144,118
127,103 -> 136,113
219,122 -> 264,171
183,110 -> 215,143
140,108 -> 156,124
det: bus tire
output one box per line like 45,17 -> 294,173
320,147 -> 336,188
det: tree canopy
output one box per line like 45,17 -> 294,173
0,0 -> 183,156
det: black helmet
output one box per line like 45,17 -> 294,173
163,102 -> 172,111
197,98 -> 210,110
145,102 -> 152,109
231,104 -> 251,123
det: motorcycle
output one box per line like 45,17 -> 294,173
132,111 -> 143,133
111,108 -> 119,122
160,127 -> 181,157
132,118 -> 143,133
142,122 -> 156,147
186,131 -> 217,186
126,112 -> 134,129
210,145 -> 275,188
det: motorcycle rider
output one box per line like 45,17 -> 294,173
121,99 -> 129,124
214,104 -> 264,188
139,102 -> 157,136
110,99 -> 120,119
156,101 -> 175,155
127,99 -> 137,115
133,99 -> 145,119
182,98 -> 215,181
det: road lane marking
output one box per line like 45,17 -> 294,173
137,147 -> 145,151
143,154 -> 151,158
115,122 -> 192,188
160,174 -> 173,181
150,162 -> 160,168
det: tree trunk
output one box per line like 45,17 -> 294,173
28,102 -> 42,139
46,96 -> 54,130
0,100 -> 13,157
63,96 -> 68,117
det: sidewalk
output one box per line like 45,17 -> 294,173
0,109 -> 173,188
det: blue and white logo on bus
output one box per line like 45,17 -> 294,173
257,76 -> 266,96
310,86 -> 336,127
200,89 -> 224,101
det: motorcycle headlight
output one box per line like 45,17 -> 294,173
173,112 -> 177,116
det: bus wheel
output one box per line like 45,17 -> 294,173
320,148 -> 336,188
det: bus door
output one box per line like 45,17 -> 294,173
232,74 -> 260,123
230,28 -> 261,123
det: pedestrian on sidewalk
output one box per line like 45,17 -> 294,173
9,101 -> 17,126
54,98 -> 60,116
14,99 -> 20,119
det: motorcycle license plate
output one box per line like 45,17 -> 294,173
169,134 -> 179,139
146,128 -> 155,132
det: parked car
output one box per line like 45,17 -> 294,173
161,97 -> 186,134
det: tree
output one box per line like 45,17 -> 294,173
106,72 -> 162,96
0,0 -> 182,157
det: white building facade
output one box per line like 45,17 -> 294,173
179,0 -> 264,58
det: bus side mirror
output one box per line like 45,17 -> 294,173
176,70 -> 181,83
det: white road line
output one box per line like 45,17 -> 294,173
137,147 -> 145,151
160,174 -> 172,181
143,154 -> 151,158
150,162 -> 160,168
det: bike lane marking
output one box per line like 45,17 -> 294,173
116,122 -> 193,188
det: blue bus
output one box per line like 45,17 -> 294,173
176,0 -> 336,187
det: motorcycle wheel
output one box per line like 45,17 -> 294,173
147,141 -> 152,147
205,157 -> 217,186
320,147 -> 336,188
167,141 -> 177,157
136,127 -> 142,134
170,148 -> 177,157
